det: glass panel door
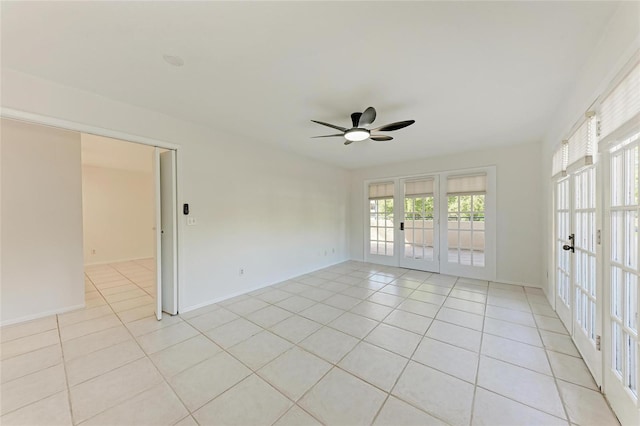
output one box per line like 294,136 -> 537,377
399,177 -> 439,272
439,168 -> 496,281
447,193 -> 485,267
555,167 -> 601,384
366,181 -> 398,267
364,167 -> 496,280
604,132 -> 640,425
572,166 -> 601,385
555,177 -> 572,329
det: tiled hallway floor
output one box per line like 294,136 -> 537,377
1,260 -> 620,425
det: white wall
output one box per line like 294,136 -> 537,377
350,142 -> 542,287
1,119 -> 84,324
540,2 -> 640,300
1,70 -> 350,313
81,164 -> 155,264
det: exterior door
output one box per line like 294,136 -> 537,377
439,168 -> 496,281
399,176 -> 439,272
603,132 -> 640,425
572,166 -> 601,385
555,167 -> 602,385
555,177 -> 572,328
366,181 -> 398,266
365,167 -> 495,279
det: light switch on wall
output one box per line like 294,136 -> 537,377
187,217 -> 197,226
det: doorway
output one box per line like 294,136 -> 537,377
554,165 -> 602,387
602,130 -> 640,425
80,134 -> 178,321
81,134 -> 178,321
365,166 -> 496,281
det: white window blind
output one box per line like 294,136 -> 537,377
552,140 -> 568,178
404,178 -> 434,197
600,61 -> 640,141
447,174 -> 486,194
567,112 -> 596,171
369,181 -> 394,199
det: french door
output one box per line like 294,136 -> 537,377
368,181 -> 397,267
555,177 -> 573,328
399,176 -> 440,272
555,166 -> 602,384
365,167 -> 495,279
603,131 -> 640,425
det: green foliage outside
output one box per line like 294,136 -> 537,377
370,194 -> 485,222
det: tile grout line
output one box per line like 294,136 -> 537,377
3,260 -> 608,425
468,281 -> 489,426
55,313 -> 76,426
266,267 -> 418,425
526,290 -> 573,424
370,274 -> 457,426
75,264 -> 191,425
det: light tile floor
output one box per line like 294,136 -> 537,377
1,260 -> 620,426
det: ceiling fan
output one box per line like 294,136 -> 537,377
311,107 -> 415,145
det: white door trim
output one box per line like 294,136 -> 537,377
1,108 -> 184,314
363,165 -> 496,281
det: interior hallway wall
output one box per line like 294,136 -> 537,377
81,134 -> 155,265
1,119 -> 84,324
81,164 -> 155,265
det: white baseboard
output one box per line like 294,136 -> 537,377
84,257 -> 154,267
179,258 -> 348,314
492,278 -> 541,289
1,303 -> 85,327
349,256 -> 540,289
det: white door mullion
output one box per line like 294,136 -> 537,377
603,131 -> 640,426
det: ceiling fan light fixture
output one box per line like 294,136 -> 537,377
344,128 -> 370,142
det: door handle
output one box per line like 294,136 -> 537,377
400,222 -> 404,231
562,234 -> 575,253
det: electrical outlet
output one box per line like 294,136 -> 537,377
91,249 -> 96,255
187,217 -> 197,226
239,268 -> 244,276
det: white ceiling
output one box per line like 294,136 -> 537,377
1,1 -> 619,169
81,133 -> 154,173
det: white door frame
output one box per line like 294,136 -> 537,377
438,166 -> 497,281
554,177 -> 573,330
602,130 -> 640,425
398,175 -> 440,273
1,108 -> 185,315
159,149 -> 179,316
554,168 -> 603,386
572,165 -> 602,386
364,165 -> 496,281
364,179 -> 399,267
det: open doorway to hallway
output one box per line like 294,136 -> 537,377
81,134 -> 158,321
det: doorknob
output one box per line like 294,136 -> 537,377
562,234 -> 575,253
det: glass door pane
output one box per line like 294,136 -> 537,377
572,165 -> 601,384
444,194 -> 485,267
369,198 -> 394,256
399,177 -> 439,272
604,132 -> 640,426
556,177 -> 572,329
